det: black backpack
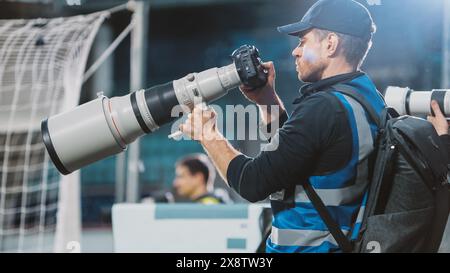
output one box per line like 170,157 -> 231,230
303,84 -> 450,253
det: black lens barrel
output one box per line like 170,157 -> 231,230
431,90 -> 446,116
130,92 -> 151,134
144,81 -> 179,127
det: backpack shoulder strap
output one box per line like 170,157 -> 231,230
331,83 -> 381,128
303,182 -> 354,253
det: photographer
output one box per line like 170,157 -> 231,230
180,0 -> 384,253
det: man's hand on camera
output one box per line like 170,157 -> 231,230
428,100 -> 449,136
239,61 -> 285,125
239,61 -> 277,105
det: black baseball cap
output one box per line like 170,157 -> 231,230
277,0 -> 375,39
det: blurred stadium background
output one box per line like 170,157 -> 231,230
0,0 -> 449,252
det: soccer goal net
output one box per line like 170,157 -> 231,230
0,11 -> 108,252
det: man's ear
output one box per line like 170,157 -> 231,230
325,32 -> 340,57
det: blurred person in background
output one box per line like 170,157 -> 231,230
173,154 -> 230,204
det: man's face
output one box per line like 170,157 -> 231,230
173,165 -> 203,198
291,30 -> 327,83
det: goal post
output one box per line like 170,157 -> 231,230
0,10 -> 108,252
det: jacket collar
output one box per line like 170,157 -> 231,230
293,71 -> 365,104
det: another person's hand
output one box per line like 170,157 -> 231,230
427,100 -> 449,136
239,61 -> 278,106
179,105 -> 220,142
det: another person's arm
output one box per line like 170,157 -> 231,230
428,100 -> 449,136
427,100 -> 450,162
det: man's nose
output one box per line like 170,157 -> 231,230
292,46 -> 302,58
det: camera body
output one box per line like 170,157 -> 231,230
232,45 -> 267,89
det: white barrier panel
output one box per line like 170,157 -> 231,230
112,203 -> 267,253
